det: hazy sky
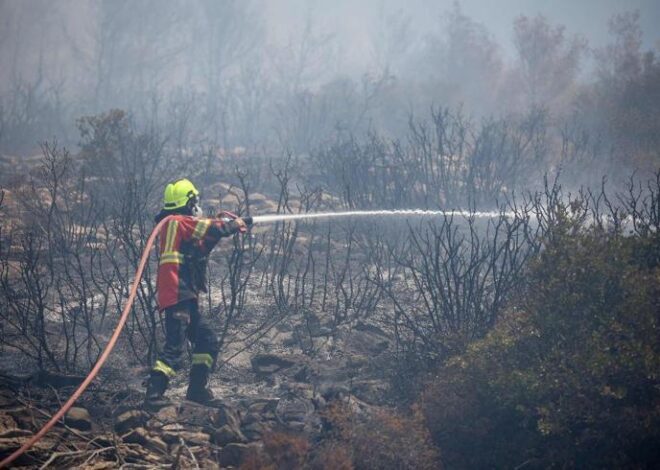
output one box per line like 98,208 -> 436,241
265,0 -> 660,71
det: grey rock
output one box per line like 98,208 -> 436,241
162,429 -> 210,446
214,424 -> 248,446
282,336 -> 299,347
246,398 -> 279,415
251,354 -> 296,376
114,410 -> 148,435
276,397 -> 313,423
241,412 -> 261,425
161,423 -> 186,432
316,326 -> 334,336
212,403 -> 242,431
285,420 -> 306,432
153,405 -> 178,425
122,427 -> 168,453
177,401 -> 218,426
240,421 -> 269,441
65,407 -> 91,431
292,365 -> 311,382
318,383 -> 350,400
345,330 -> 390,356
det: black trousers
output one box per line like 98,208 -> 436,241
153,299 -> 219,378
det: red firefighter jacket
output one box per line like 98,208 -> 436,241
156,214 -> 237,310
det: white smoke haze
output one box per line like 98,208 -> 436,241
265,0 -> 660,75
0,0 -> 658,191
2,1 -> 657,93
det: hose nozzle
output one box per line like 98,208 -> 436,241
217,210 -> 248,233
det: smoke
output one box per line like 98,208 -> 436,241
0,0 -> 657,190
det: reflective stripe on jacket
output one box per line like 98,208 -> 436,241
157,215 -> 236,310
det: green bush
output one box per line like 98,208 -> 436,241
420,212 -> 660,468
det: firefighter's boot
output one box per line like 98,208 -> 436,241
186,364 -> 215,405
145,371 -> 169,407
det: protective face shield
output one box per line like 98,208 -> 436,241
191,197 -> 204,217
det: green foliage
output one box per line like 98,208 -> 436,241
420,209 -> 660,468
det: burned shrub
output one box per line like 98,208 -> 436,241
319,402 -> 441,470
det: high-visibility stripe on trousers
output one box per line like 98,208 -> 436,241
151,299 -> 219,377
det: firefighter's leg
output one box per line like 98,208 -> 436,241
186,303 -> 220,404
145,305 -> 190,403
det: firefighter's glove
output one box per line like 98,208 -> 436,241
229,218 -> 248,234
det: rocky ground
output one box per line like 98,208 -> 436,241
0,157 -> 404,468
0,317 -> 395,468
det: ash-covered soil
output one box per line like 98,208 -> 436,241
0,309 -> 396,468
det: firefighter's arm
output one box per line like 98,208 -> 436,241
192,217 -> 252,255
216,211 -> 253,233
211,216 -> 252,236
226,216 -> 252,233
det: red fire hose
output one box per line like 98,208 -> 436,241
0,216 -> 171,468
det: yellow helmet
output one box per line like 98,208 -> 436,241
163,178 -> 199,210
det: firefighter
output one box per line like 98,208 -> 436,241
145,178 -> 252,406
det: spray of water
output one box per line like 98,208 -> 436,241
252,209 -> 516,224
